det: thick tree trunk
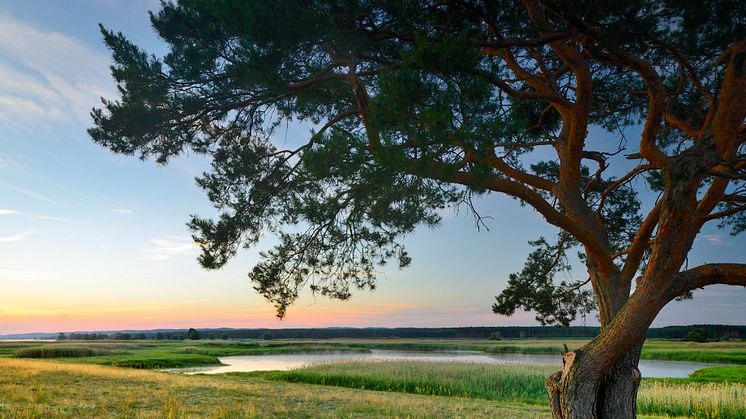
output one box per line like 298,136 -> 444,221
546,266 -> 645,418
598,342 -> 642,418
546,342 -> 642,418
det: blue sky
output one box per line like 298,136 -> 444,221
0,1 -> 744,334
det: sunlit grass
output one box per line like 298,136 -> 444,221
638,381 -> 746,418
0,358 -> 551,418
263,360 -> 746,418
259,360 -> 556,404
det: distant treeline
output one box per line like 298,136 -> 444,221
53,324 -> 745,341
647,324 -> 744,339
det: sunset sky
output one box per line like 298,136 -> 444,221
1,0 -> 745,335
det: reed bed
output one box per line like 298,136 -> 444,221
638,381 -> 746,418
269,360 -> 746,418
486,345 -> 561,354
267,360 -> 556,403
13,343 -> 135,358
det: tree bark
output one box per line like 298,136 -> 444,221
546,340 -> 642,418
546,265 -> 645,418
598,342 -> 642,418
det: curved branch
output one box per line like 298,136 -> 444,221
398,156 -> 616,274
545,4 -> 671,169
704,204 -> 746,222
669,263 -> 746,300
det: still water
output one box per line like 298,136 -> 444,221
165,349 -> 721,378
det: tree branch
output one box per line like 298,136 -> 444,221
620,199 -> 662,283
669,263 -> 746,300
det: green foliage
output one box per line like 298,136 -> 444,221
187,328 -> 201,340
493,235 -> 596,326
685,328 -> 710,343
90,0 -> 746,323
489,331 -> 502,341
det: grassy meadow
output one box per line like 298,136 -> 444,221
1,338 -> 745,417
258,360 -> 746,418
0,357 -> 550,418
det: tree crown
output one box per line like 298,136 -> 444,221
91,0 -> 746,322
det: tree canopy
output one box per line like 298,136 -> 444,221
90,1 -> 746,415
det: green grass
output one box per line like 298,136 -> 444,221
261,360 -> 746,418
687,365 -> 746,384
5,338 -> 745,366
640,340 -> 746,364
0,341 -> 44,357
5,340 -> 371,369
0,358 -> 552,418
257,361 -> 555,404
3,338 -> 745,417
486,345 -> 561,354
13,343 -> 136,358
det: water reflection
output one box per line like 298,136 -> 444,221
164,349 -> 723,378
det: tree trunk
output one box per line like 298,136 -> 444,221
598,342 -> 642,418
546,341 -> 642,418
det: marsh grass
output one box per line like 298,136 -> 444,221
264,361 -> 555,404
638,381 -> 746,418
0,358 -> 551,418
641,341 -> 746,364
687,366 -> 746,384
182,344 -> 370,357
267,360 -> 746,418
6,341 -> 366,369
486,346 -> 561,354
13,343 -> 136,358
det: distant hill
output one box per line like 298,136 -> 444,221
2,324 -> 744,340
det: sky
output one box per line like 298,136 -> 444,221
1,1 -> 744,335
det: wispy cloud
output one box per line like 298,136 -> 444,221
0,208 -> 75,223
699,234 -> 729,246
0,229 -> 35,243
112,208 -> 134,215
144,236 -> 200,261
0,14 -> 112,130
0,181 -> 61,205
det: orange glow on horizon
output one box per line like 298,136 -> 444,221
1,301 -> 513,335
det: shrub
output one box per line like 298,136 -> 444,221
684,328 -> 709,343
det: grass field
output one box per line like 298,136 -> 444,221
6,338 -> 745,368
2,338 -> 745,417
260,360 -> 746,418
0,358 -> 550,418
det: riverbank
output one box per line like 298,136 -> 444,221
250,360 -> 746,418
5,338 -> 745,369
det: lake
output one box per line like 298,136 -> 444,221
164,349 -> 722,378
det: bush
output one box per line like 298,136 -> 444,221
187,328 -> 201,340
685,328 -> 709,343
489,331 -> 502,341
